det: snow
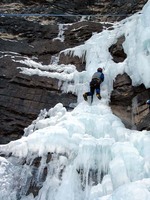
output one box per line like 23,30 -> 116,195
0,1 -> 150,200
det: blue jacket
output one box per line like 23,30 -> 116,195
92,72 -> 104,82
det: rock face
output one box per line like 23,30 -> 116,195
0,0 -> 148,18
109,37 -> 150,131
0,15 -> 110,143
0,1 -> 149,144
0,53 -> 77,142
110,73 -> 150,130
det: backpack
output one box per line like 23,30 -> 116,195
90,78 -> 100,88
90,72 -> 104,88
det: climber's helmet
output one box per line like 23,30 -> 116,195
97,68 -> 103,73
146,99 -> 150,105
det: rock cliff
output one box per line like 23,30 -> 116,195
0,0 -> 149,144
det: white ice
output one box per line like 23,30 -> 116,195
0,1 -> 150,200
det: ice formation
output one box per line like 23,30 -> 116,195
0,1 -> 150,200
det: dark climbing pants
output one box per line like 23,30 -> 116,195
86,79 -> 101,96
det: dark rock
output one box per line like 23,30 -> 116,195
0,0 -> 147,22
110,73 -> 150,130
59,53 -> 86,72
109,36 -> 127,63
111,73 -> 134,106
131,89 -> 150,130
0,54 -> 77,144
64,21 -> 104,47
0,17 -> 58,40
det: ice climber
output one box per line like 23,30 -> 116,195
83,67 -> 104,102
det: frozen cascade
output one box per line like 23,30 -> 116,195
0,102 -> 149,200
53,24 -> 70,42
0,1 -> 150,200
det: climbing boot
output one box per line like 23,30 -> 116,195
83,93 -> 88,101
96,94 -> 101,100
